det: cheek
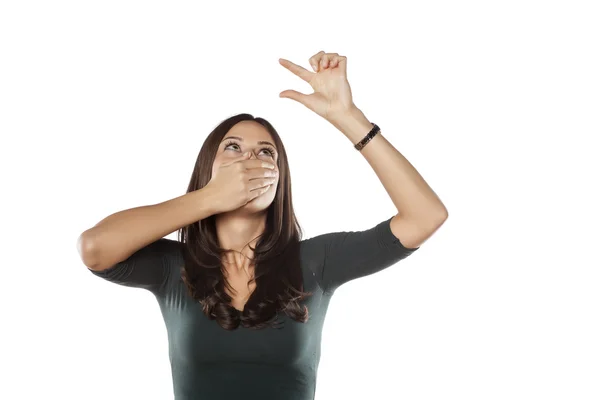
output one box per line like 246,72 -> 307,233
211,161 -> 221,178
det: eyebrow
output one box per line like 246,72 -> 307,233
221,136 -> 277,150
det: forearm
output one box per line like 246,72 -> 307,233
78,187 -> 219,271
328,106 -> 448,222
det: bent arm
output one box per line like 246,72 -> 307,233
78,187 -> 219,272
306,216 -> 419,294
328,106 -> 448,248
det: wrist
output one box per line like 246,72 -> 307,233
196,185 -> 222,217
328,105 -> 373,144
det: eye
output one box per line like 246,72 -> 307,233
259,147 -> 276,158
224,141 -> 276,158
224,140 -> 241,151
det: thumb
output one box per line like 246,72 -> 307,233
279,90 -> 313,108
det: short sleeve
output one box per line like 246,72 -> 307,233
304,216 -> 419,294
88,238 -> 183,296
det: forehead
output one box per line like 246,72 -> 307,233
227,121 -> 274,142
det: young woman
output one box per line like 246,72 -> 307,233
78,51 -> 448,400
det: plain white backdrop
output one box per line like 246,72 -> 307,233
1,1 -> 599,399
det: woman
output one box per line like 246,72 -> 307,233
78,51 -> 448,400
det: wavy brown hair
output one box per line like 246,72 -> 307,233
177,113 -> 312,330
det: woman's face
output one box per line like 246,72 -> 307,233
211,121 -> 280,214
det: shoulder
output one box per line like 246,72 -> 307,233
154,237 -> 186,274
132,236 -> 185,268
150,237 -> 185,256
298,234 -> 327,264
87,236 -> 186,295
297,237 -> 327,293
296,217 -> 419,293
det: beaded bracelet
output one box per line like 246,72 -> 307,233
354,123 -> 380,151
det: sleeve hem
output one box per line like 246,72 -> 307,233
383,216 -> 420,251
87,263 -> 122,278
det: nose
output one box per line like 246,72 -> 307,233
248,151 -> 257,159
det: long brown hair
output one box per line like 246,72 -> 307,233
178,113 -> 312,330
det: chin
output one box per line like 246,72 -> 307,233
240,198 -> 273,214
239,190 -> 276,214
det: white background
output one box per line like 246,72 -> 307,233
1,1 -> 599,399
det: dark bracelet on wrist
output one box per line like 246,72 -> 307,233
354,123 -> 380,151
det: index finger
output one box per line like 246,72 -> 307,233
279,58 -> 313,83
240,158 -> 276,170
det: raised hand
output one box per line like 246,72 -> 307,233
278,51 -> 355,121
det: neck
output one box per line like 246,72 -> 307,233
215,210 -> 267,271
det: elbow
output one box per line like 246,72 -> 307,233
430,205 -> 448,225
438,208 -> 448,223
77,231 -> 103,271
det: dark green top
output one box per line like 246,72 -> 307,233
89,216 -> 419,400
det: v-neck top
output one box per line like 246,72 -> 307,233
88,216 -> 419,400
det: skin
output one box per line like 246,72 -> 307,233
211,120 -> 280,310
278,51 -> 448,248
77,120 -> 278,311
79,187 -> 222,272
79,50 -> 448,311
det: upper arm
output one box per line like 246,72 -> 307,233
306,216 -> 420,294
389,213 -> 446,249
87,238 -> 183,296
